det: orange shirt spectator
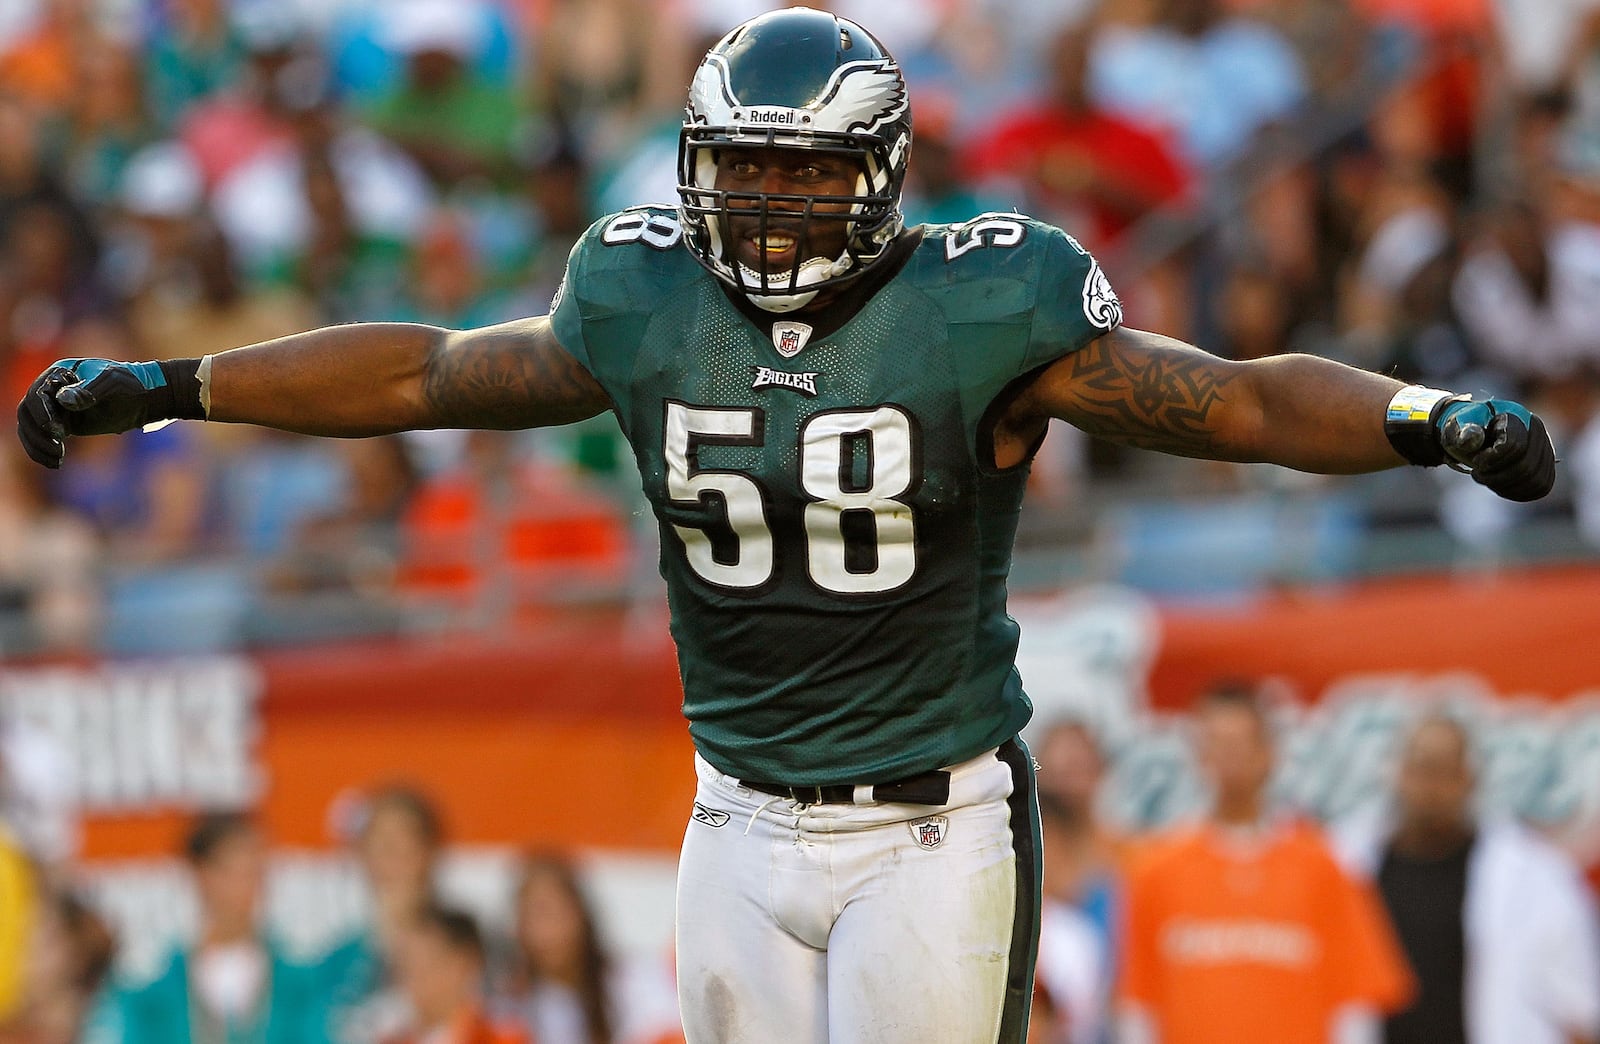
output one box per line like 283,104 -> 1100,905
0,11 -> 75,109
1120,818 -> 1413,1044
385,1010 -> 529,1044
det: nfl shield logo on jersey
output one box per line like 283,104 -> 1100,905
771,321 -> 813,357
911,815 -> 948,850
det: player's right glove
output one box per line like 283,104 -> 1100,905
16,357 -> 205,469
1384,385 -> 1556,502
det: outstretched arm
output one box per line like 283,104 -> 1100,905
1000,326 -> 1406,473
208,317 -> 609,434
996,326 -> 1554,500
17,316 -> 611,467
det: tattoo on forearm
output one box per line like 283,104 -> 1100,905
422,318 -> 606,429
1060,333 -> 1242,456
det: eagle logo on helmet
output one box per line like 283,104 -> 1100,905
687,56 -> 738,127
815,61 -> 908,135
688,55 -> 907,137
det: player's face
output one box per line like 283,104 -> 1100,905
713,146 -> 860,274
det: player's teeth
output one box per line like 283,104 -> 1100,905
761,235 -> 795,252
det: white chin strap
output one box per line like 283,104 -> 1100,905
748,289 -> 820,313
738,254 -> 854,312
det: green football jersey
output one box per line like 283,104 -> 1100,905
551,207 -> 1121,784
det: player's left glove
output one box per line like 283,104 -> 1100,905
15,357 -> 204,469
1384,386 -> 1556,502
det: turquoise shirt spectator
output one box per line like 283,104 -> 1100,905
318,929 -> 402,1044
111,942 -> 333,1044
141,20 -> 248,132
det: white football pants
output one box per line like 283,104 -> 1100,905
676,740 -> 1041,1043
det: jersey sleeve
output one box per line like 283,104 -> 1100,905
1026,223 -> 1122,369
547,208 -> 698,402
932,216 -> 1122,450
548,217 -> 604,376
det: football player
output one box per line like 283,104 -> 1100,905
15,9 -> 1555,1042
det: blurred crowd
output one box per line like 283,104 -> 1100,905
1025,686 -> 1600,1044
0,780 -> 688,1044
0,684 -> 1596,1043
1,0 -> 1600,653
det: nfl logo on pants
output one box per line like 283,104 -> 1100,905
911,815 -> 948,849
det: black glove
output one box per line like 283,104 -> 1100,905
16,358 -> 204,468
1442,406 -> 1556,503
1385,388 -> 1556,502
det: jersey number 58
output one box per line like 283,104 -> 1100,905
664,403 -> 918,596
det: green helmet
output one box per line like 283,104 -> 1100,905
677,7 -> 913,312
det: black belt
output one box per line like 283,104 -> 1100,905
741,768 -> 951,806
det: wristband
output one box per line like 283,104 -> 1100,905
1384,385 -> 1466,467
156,358 -> 207,421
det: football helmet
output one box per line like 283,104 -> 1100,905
677,7 -> 913,312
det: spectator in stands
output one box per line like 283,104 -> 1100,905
533,0 -> 690,170
324,0 -> 519,106
965,22 -> 1190,253
173,8 -> 312,192
0,0 -> 97,112
1349,0 -> 1495,201
1118,682 -> 1413,1044
1335,713 -> 1600,1044
1033,718 -> 1125,960
115,810 -> 331,1044
47,34 -> 156,211
522,140 -> 592,310
389,210 -> 521,330
898,91 -> 1015,229
386,905 -> 527,1044
252,435 -> 418,644
105,140 -> 204,305
1034,796 -> 1112,1044
1363,218 -> 1474,386
0,444 -> 99,653
1087,0 -> 1308,171
1452,172 -> 1600,385
501,853 -> 682,1044
265,435 -> 418,592
0,91 -> 108,406
322,786 -> 445,1044
0,819 -> 35,1028
141,0 -> 249,132
364,0 -> 522,190
0,889 -> 116,1044
127,214 -> 322,368
208,65 -> 433,310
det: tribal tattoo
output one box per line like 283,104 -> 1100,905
1053,328 -> 1245,457
422,317 -> 610,429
